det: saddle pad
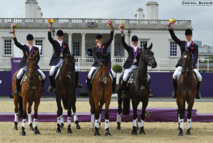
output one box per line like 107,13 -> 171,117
55,64 -> 62,80
20,73 -> 42,85
177,71 -> 197,83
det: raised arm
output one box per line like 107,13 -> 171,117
121,29 -> 131,52
48,31 -> 55,46
12,29 -> 24,50
104,30 -> 114,48
92,47 -> 100,65
168,24 -> 182,46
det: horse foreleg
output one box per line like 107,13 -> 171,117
27,103 -> 34,131
60,107 -> 64,128
140,100 -> 148,135
56,96 -> 62,133
131,99 -> 139,135
13,94 -> 19,130
20,99 -> 27,136
117,93 -> 123,130
67,102 -> 72,134
98,102 -> 104,129
186,99 -> 194,135
33,99 -> 40,134
94,98 -> 101,136
72,103 -> 81,129
104,99 -> 111,136
89,94 -> 95,130
177,97 -> 184,136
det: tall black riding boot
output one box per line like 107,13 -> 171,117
14,78 -> 21,95
172,78 -> 177,98
87,77 -> 92,93
112,77 -> 116,93
121,80 -> 128,99
75,72 -> 83,88
196,81 -> 202,99
47,76 -> 55,93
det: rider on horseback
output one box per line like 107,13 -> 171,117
87,24 -> 116,93
120,29 -> 153,98
47,23 -> 83,92
12,30 -> 46,95
168,24 -> 202,99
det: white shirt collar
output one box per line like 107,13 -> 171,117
187,40 -> 192,47
28,45 -> 33,52
57,40 -> 63,47
97,43 -> 102,48
132,46 -> 138,52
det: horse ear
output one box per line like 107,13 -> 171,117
26,52 -> 29,58
143,42 -> 147,49
149,43 -> 153,50
33,51 -> 39,58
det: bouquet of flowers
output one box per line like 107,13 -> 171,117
119,22 -> 125,29
9,23 -> 17,34
47,19 -> 54,29
165,18 -> 176,29
107,19 -> 114,30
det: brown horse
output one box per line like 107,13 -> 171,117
12,51 -> 42,136
117,43 -> 157,135
177,51 -> 197,136
89,53 -> 112,136
54,53 -> 81,134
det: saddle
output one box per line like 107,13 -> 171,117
177,71 -> 198,83
126,69 -> 137,86
54,65 -> 62,80
20,68 -> 42,85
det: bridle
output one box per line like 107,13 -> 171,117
98,59 -> 110,84
182,54 -> 193,76
62,58 -> 75,83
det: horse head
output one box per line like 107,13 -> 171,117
181,51 -> 193,75
141,42 -> 157,68
99,52 -> 111,85
26,51 -> 38,81
62,53 -> 75,83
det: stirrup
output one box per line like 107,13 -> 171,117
121,91 -> 127,99
196,92 -> 201,99
172,91 -> 177,98
77,83 -> 83,88
14,89 -> 19,95
47,86 -> 53,93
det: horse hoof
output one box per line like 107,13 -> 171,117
76,124 -> 81,130
178,126 -> 180,130
140,127 -> 146,135
117,126 -> 121,130
67,129 -> 72,133
14,126 -> 18,130
105,131 -> 111,136
186,129 -> 191,135
178,131 -> 183,136
34,129 -> 40,134
30,124 -> 34,131
61,123 -> 64,128
94,130 -> 100,136
56,129 -> 61,133
20,131 -> 26,136
132,131 -> 137,135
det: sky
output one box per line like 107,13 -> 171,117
0,0 -> 213,46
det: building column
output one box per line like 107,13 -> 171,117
68,33 -> 73,54
111,33 -> 115,60
81,33 -> 86,59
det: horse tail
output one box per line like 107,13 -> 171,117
123,97 -> 130,115
18,96 -> 23,118
62,98 -> 69,110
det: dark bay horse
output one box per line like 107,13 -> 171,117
54,53 -> 81,134
12,51 -> 42,136
89,53 -> 112,136
177,51 -> 197,136
117,43 -> 157,135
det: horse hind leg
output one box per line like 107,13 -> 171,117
89,94 -> 95,131
56,96 -> 62,133
186,99 -> 194,135
94,99 -> 101,136
117,91 -> 123,130
132,99 -> 140,135
33,100 -> 40,134
67,104 -> 72,133
13,94 -> 19,130
104,101 -> 111,136
72,104 -> 81,129
20,99 -> 27,136
27,103 -> 34,131
177,98 -> 184,136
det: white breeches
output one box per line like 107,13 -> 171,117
172,66 -> 202,81
17,67 -> 46,80
49,59 -> 78,76
88,66 -> 116,79
123,65 -> 151,81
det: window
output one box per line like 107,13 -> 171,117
73,42 -> 80,56
170,41 -> 177,57
4,40 -> 12,56
140,41 -> 147,50
114,42 -> 121,56
35,40 -> 43,55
